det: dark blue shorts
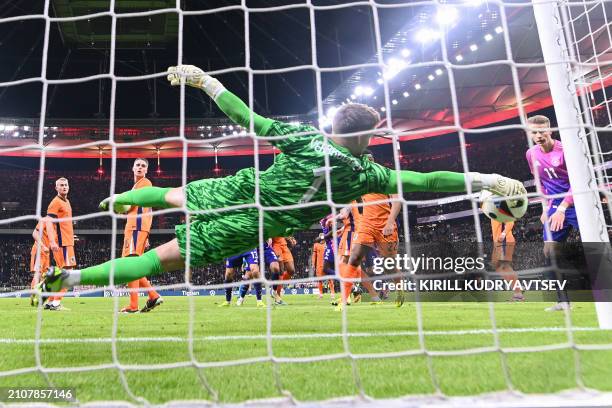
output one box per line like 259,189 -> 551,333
364,247 -> 378,268
543,198 -> 579,242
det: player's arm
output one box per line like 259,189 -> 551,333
166,65 -> 274,135
385,170 -> 526,198
383,194 -> 401,236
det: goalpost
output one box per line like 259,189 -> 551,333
532,0 -> 612,329
1,0 -> 612,406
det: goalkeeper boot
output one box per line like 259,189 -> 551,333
218,301 -> 231,307
141,296 -> 164,313
36,266 -> 67,305
256,300 -> 265,308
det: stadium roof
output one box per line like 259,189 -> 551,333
0,1 -> 610,159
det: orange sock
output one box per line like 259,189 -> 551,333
318,281 -> 324,295
138,277 -> 159,300
127,280 -> 139,310
360,271 -> 377,298
54,288 -> 67,302
328,280 -> 336,295
340,263 -> 360,304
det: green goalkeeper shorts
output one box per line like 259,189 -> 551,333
174,176 -> 283,267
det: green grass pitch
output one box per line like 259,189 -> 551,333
1,296 -> 611,404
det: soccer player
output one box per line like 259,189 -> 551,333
271,236 -> 295,295
338,181 -> 402,309
29,217 -> 51,306
37,64 -> 526,300
120,158 -> 163,313
525,114 -> 574,311
312,233 -> 335,301
219,242 -> 282,307
44,177 -> 76,311
490,219 -> 522,301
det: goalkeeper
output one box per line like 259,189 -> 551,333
37,64 -> 526,293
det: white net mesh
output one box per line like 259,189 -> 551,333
1,0 -> 612,405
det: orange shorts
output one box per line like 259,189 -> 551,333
272,243 -> 294,263
30,246 -> 50,273
315,266 -> 325,277
338,230 -> 355,257
52,246 -> 76,268
353,227 -> 398,245
122,230 -> 149,257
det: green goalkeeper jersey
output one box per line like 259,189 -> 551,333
175,92 -> 393,266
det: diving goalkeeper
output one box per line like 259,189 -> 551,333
36,64 -> 526,293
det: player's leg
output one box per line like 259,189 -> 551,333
39,239 -> 184,295
543,203 -> 574,311
376,238 -> 403,307
220,265 -> 237,307
267,261 -> 286,305
120,232 -> 141,313
132,232 -> 163,313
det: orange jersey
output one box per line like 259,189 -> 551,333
342,201 -> 361,233
359,193 -> 393,230
271,237 -> 287,247
47,195 -> 74,247
33,220 -> 50,248
312,241 -> 325,274
125,177 -> 153,232
491,220 -> 515,244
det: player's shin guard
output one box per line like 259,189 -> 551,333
80,250 -> 163,286
254,282 -> 262,301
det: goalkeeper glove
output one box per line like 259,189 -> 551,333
166,65 -> 226,100
471,173 -> 527,199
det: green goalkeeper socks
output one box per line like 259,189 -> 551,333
115,186 -> 173,209
80,250 -> 164,286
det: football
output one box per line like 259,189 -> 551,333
480,190 -> 528,222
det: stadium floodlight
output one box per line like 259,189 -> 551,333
455,54 -> 464,61
350,94 -> 357,100
435,68 -> 444,76
23,125 -> 29,131
380,106 -> 386,112
414,83 -> 421,90
401,48 -> 411,58
415,28 -> 440,43
354,85 -> 364,96
392,99 -> 398,105
470,44 -> 478,51
428,74 -> 435,81
403,91 -> 409,97
495,26 -> 503,34
384,57 -> 407,79
436,6 -> 459,26
484,33 -> 493,41
376,78 -> 383,84
363,86 -> 374,96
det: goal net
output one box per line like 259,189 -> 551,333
0,0 -> 612,406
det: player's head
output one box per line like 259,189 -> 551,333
133,158 -> 149,178
331,103 -> 380,156
55,177 -> 69,196
526,115 -> 553,146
